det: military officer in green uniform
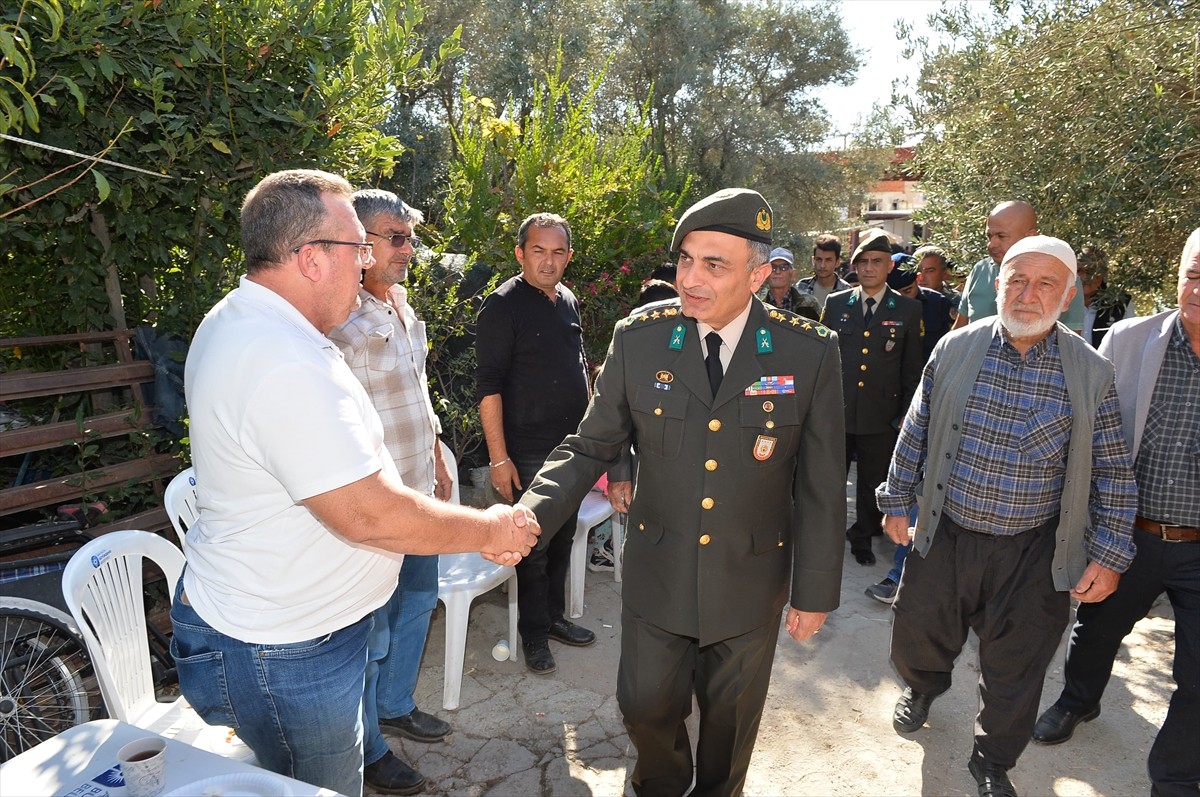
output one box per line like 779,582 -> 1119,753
821,230 -> 924,565
520,188 -> 846,797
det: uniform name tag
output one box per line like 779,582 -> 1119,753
745,375 -> 795,396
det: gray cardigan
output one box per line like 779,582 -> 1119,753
910,318 -> 1117,591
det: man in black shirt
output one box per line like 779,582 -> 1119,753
476,212 -> 595,674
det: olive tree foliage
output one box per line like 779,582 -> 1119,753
899,0 -> 1200,300
1,0 -> 456,339
415,61 -> 683,464
405,0 -> 871,238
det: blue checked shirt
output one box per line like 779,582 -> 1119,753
1134,315 -> 1200,526
879,327 -> 1138,571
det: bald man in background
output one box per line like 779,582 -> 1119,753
954,201 -> 1086,333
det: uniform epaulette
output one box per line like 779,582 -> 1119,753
622,300 -> 683,327
764,307 -> 833,338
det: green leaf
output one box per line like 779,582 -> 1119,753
93,170 -> 111,203
208,138 -> 232,154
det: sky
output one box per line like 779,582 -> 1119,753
804,0 -> 952,148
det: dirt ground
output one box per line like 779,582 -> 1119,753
376,470 -> 1175,797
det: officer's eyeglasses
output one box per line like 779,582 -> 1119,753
770,263 -> 793,272
366,230 -> 422,249
293,239 -> 374,264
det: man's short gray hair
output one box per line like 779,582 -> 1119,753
241,169 -> 353,274
352,189 -> 425,228
748,240 -> 771,271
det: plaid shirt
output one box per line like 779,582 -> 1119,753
880,326 -> 1137,571
328,286 -> 440,496
1135,315 -> 1200,526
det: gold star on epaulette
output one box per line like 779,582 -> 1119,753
801,321 -> 813,331
790,317 -> 800,326
651,310 -> 661,319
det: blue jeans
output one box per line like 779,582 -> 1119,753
363,553 -> 439,766
170,576 -> 370,797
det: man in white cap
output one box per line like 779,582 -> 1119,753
761,246 -> 821,319
876,235 -> 1138,797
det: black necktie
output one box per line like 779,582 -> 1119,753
864,296 -> 877,326
705,332 -> 724,397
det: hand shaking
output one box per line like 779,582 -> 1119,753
480,503 -> 540,566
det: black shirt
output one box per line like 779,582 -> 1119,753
475,275 -> 590,460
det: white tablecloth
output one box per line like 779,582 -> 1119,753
0,719 -> 341,796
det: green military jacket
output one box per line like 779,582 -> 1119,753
520,298 -> 846,646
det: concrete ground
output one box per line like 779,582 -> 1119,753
372,470 -> 1174,797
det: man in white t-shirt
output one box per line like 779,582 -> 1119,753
174,169 -> 539,797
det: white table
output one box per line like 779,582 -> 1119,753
0,719 -> 340,796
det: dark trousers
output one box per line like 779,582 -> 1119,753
1055,528 -> 1200,796
845,431 -> 897,552
891,515 -> 1069,769
513,457 -> 579,645
617,605 -> 779,797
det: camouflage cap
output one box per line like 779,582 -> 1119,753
670,188 -> 772,252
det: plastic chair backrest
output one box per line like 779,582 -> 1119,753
163,467 -> 199,537
61,530 -> 185,724
438,440 -> 460,505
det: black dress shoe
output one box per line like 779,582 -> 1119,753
893,687 -> 936,733
547,618 -> 596,647
1031,702 -> 1100,745
854,548 -> 876,566
968,757 -> 1017,797
380,707 -> 452,743
522,640 -> 557,674
364,751 -> 425,795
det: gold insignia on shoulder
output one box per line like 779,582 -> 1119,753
664,308 -> 678,317
790,317 -> 800,326
756,208 -> 771,232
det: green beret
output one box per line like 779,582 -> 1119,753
850,229 -> 893,264
670,188 -> 772,252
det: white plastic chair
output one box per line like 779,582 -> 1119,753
435,441 -> 518,710
568,489 -> 618,619
163,467 -> 198,537
61,529 -> 255,762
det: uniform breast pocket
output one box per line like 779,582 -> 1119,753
1018,410 -> 1072,463
738,395 -> 801,467
631,387 -> 689,459
366,325 -> 399,372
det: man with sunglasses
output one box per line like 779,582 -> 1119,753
761,246 -> 821,320
178,170 -> 538,797
327,189 -> 452,795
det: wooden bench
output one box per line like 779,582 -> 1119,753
0,330 -> 178,536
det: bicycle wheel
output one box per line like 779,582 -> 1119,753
0,597 -> 99,763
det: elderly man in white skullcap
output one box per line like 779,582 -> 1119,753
875,236 -> 1139,797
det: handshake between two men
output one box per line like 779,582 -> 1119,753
303,468 -> 542,565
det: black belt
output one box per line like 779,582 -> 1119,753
1134,516 -> 1200,543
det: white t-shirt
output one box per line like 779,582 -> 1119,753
182,277 -> 402,643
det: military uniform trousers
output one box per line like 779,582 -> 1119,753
891,514 -> 1069,769
618,604 -> 780,797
